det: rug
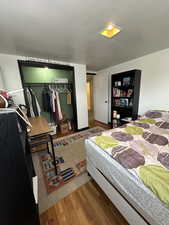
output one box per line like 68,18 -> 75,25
39,126 -> 104,194
53,126 -> 104,147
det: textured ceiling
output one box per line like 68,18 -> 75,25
0,0 -> 169,70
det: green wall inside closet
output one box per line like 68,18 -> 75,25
22,66 -> 74,123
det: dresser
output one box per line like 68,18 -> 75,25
0,109 -> 40,225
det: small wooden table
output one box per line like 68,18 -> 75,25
28,116 -> 53,137
28,116 -> 57,175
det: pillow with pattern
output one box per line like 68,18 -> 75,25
143,110 -> 169,121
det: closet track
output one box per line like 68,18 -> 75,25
23,82 -> 73,87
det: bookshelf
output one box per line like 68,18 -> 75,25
111,70 -> 141,128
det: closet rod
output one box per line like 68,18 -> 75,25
24,82 -> 73,87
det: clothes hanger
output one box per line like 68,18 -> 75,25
0,94 -> 8,108
0,105 -> 32,127
15,105 -> 32,127
0,89 -> 32,127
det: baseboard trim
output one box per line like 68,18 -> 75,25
94,120 -> 110,127
78,127 -> 89,131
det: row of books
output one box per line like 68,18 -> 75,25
114,77 -> 132,87
113,88 -> 133,97
113,98 -> 133,107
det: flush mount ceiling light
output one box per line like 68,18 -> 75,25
100,23 -> 121,38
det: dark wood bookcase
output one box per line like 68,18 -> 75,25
111,70 -> 141,128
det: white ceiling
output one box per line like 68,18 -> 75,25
0,0 -> 169,71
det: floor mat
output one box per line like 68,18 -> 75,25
39,126 -> 105,194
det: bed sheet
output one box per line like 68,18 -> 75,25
85,139 -> 169,225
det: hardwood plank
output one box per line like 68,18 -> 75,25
81,182 -> 117,225
40,210 -> 49,225
46,207 -> 59,225
93,120 -> 111,129
54,203 -> 67,225
40,180 -> 129,225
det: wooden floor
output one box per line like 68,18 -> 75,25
92,120 -> 111,130
40,180 -> 129,225
37,119 -> 123,225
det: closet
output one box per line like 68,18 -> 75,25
18,61 -> 77,131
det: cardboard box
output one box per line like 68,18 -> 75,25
59,121 -> 69,134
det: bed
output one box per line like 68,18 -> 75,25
85,110 -> 169,225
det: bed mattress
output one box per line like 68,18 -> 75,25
85,139 -> 169,225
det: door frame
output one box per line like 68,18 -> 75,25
87,75 -> 94,112
17,60 -> 78,130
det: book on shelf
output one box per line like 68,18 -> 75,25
129,99 -> 133,106
114,98 -> 129,107
113,88 -> 133,97
127,89 -> 133,97
120,98 -> 128,107
123,77 -> 131,86
114,81 -> 121,87
113,88 -> 120,97
112,118 -> 121,128
113,98 -> 134,107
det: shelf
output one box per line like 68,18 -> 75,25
112,117 -> 132,122
112,96 -> 132,98
112,105 -> 133,109
113,85 -> 134,89
111,70 -> 141,129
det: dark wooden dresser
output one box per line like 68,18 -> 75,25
0,109 -> 40,225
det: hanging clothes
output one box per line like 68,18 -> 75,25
25,88 -> 35,117
49,86 -> 56,113
53,98 -> 59,122
53,90 -> 63,122
42,87 -> 52,113
67,92 -> 72,105
25,88 -> 41,117
42,86 -> 63,123
55,90 -> 63,121
29,88 -> 41,116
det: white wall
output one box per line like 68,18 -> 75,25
0,54 -> 25,103
74,64 -> 88,129
0,68 -> 5,89
95,47 -> 169,123
0,53 -> 88,129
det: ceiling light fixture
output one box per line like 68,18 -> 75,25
100,23 -> 121,38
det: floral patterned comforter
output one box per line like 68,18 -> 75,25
90,110 -> 169,207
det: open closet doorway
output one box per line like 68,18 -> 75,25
86,73 -> 95,127
18,60 -> 78,136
